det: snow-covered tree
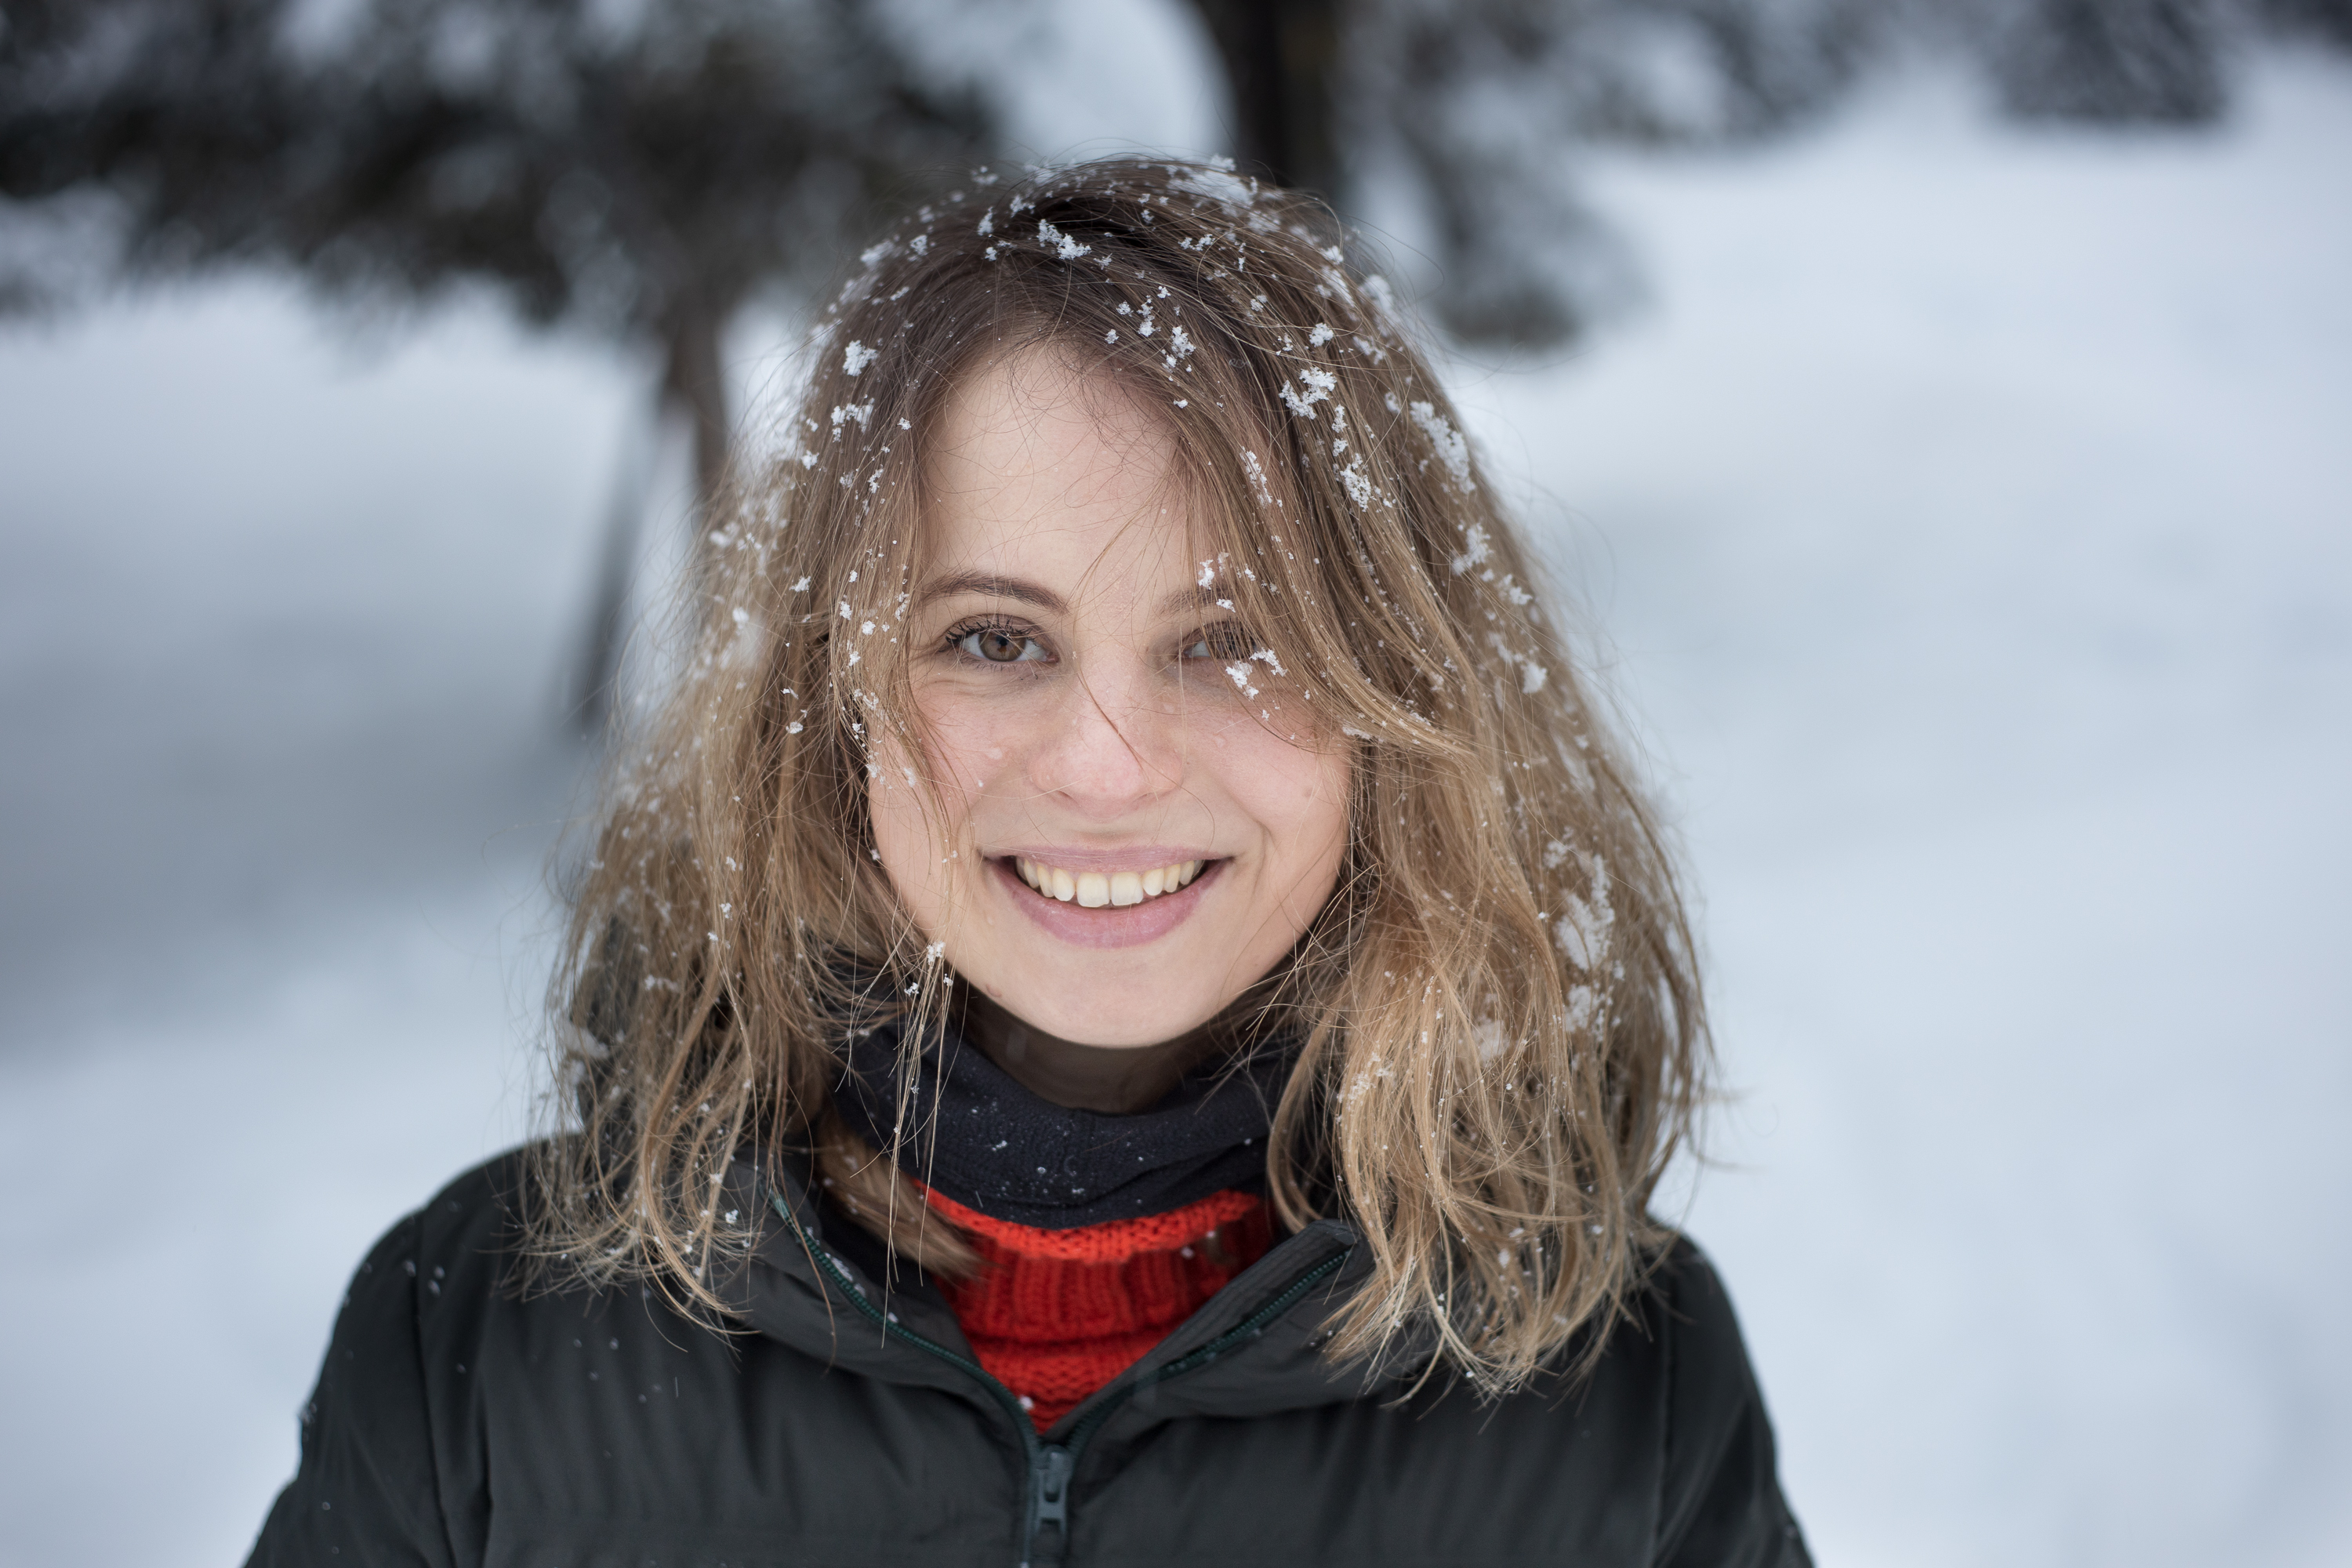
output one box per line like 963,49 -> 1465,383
1337,0 -> 1878,347
0,0 -> 991,716
1988,0 -> 2227,122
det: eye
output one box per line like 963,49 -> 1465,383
1181,622 -> 1258,662
952,625 -> 1052,664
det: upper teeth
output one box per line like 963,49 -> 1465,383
1014,858 -> 1204,907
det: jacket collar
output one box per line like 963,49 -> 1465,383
711,1150 -> 1417,1436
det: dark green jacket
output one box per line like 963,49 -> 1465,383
246,1150 -> 1808,1566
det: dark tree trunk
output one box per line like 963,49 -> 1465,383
567,405 -> 654,735
569,303 -> 731,735
1186,0 -> 1342,198
662,298 -> 732,571
2260,0 -> 2352,45
1995,0 -> 2226,123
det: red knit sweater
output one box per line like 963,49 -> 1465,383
919,1185 -> 1274,1432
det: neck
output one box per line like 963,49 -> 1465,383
956,993 -> 1221,1114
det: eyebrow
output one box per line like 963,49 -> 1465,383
916,572 -> 1068,613
917,574 -> 1240,621
1157,584 -> 1235,618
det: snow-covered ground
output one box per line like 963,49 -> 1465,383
1462,56 -> 2352,1568
1,30 -> 2346,1568
0,296 -> 628,1565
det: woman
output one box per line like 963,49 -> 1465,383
248,158 -> 1807,1566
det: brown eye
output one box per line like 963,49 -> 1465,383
953,626 -> 1051,664
1182,622 -> 1258,662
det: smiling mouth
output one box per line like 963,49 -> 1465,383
1008,856 -> 1207,908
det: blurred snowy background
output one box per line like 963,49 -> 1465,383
2,2 -> 2347,1564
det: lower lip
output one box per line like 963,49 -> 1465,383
991,858 -> 1224,949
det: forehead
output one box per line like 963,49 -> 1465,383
917,346 -> 1200,601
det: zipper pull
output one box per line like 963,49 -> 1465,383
1029,1443 -> 1073,1552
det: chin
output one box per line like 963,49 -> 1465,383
1025,1005 -> 1199,1051
992,961 -> 1220,1050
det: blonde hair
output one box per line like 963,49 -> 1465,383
533,158 -> 1709,1392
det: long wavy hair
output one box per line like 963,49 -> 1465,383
531,157 -> 1709,1393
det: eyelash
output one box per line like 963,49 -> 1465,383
938,618 -> 1260,667
943,616 -> 1053,666
1182,622 -> 1258,662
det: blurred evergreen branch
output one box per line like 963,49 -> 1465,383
0,0 -> 993,723
1194,0 -> 2343,351
4,0 -> 2340,719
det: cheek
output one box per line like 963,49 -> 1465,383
869,707 -> 1014,929
904,670 -> 1036,792
1218,722 -> 1351,875
866,733 -> 955,926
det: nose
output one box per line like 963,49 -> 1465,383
1026,652 -> 1182,817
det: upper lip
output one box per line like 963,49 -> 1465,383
992,846 -> 1221,872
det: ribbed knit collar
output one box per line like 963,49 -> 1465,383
830,1018 -> 1296,1229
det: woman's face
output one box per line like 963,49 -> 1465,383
869,347 -> 1351,1049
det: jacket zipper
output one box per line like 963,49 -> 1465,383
770,1190 -> 1347,1567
